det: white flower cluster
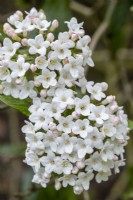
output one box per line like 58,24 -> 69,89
0,8 -> 129,195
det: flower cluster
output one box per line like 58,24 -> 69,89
0,8 -> 129,195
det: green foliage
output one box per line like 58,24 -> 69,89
0,95 -> 30,116
43,0 -> 72,33
0,143 -> 25,157
128,120 -> 133,130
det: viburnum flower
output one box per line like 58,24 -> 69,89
0,7 -> 129,195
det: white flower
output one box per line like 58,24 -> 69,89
48,51 -> 62,71
57,116 -> 73,134
65,17 -> 84,36
19,80 -> 37,99
75,95 -> 90,116
25,151 -> 40,172
0,38 -> 20,58
9,56 -> 30,78
28,34 -> 50,55
88,127 -> 103,149
77,138 -> 93,158
2,79 -> 20,98
35,56 -> 48,69
35,19 -> 51,32
101,123 -> 116,137
53,88 -> 74,108
29,108 -> 52,131
64,56 -> 84,78
86,82 -> 106,101
59,174 -> 76,187
96,171 -> 111,183
72,119 -> 93,138
15,18 -> 35,34
57,134 -> 75,154
89,105 -> 109,125
60,160 -> 73,174
100,141 -> 114,161
78,171 -> 94,190
37,68 -> 57,88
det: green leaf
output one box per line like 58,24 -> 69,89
128,120 -> 133,130
0,143 -> 26,157
0,95 -> 30,116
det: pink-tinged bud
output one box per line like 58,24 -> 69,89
102,95 -> 115,105
40,89 -> 47,97
49,122 -> 57,131
34,80 -> 41,87
62,58 -> 68,65
47,33 -> 54,42
50,19 -> 59,31
72,111 -> 80,119
113,117 -> 120,125
72,166 -> 79,174
0,85 -> 3,94
16,10 -> 23,19
16,77 -> 23,84
3,23 -> 10,31
55,180 -> 61,190
110,105 -> 118,113
30,64 -> 37,72
101,82 -> 108,91
71,33 -> 78,41
21,38 -> 28,46
76,161 -> 85,169
0,55 -> 4,60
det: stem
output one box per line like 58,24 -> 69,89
83,191 -> 90,200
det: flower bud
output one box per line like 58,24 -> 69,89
21,38 -> 28,46
47,33 -> 54,42
76,161 -> 85,169
50,19 -> 59,31
102,95 -> 115,105
110,105 -> 119,113
101,82 -> 108,91
71,33 -> 78,41
30,64 -> 37,72
74,185 -> 83,195
40,89 -> 47,97
72,111 -> 80,119
55,180 -> 61,190
72,166 -> 79,174
34,80 -> 41,87
44,172 -> 51,179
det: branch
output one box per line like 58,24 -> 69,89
90,0 -> 117,52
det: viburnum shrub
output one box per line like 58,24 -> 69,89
0,8 -> 129,194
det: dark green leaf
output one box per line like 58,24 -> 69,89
0,95 -> 30,116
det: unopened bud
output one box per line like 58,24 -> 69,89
50,19 -> 59,31
72,166 -> 79,174
71,33 -> 78,41
101,82 -> 108,91
72,111 -> 80,119
34,80 -> 41,87
47,33 -> 54,42
55,180 -> 61,190
40,89 -> 47,97
102,95 -> 115,105
76,161 -> 85,169
30,64 -> 37,72
110,105 -> 118,113
21,38 -> 28,46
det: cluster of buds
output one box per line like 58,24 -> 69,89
0,8 -> 129,195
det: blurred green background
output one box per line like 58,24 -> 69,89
0,0 -> 133,200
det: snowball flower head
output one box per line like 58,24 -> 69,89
0,7 -> 129,195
